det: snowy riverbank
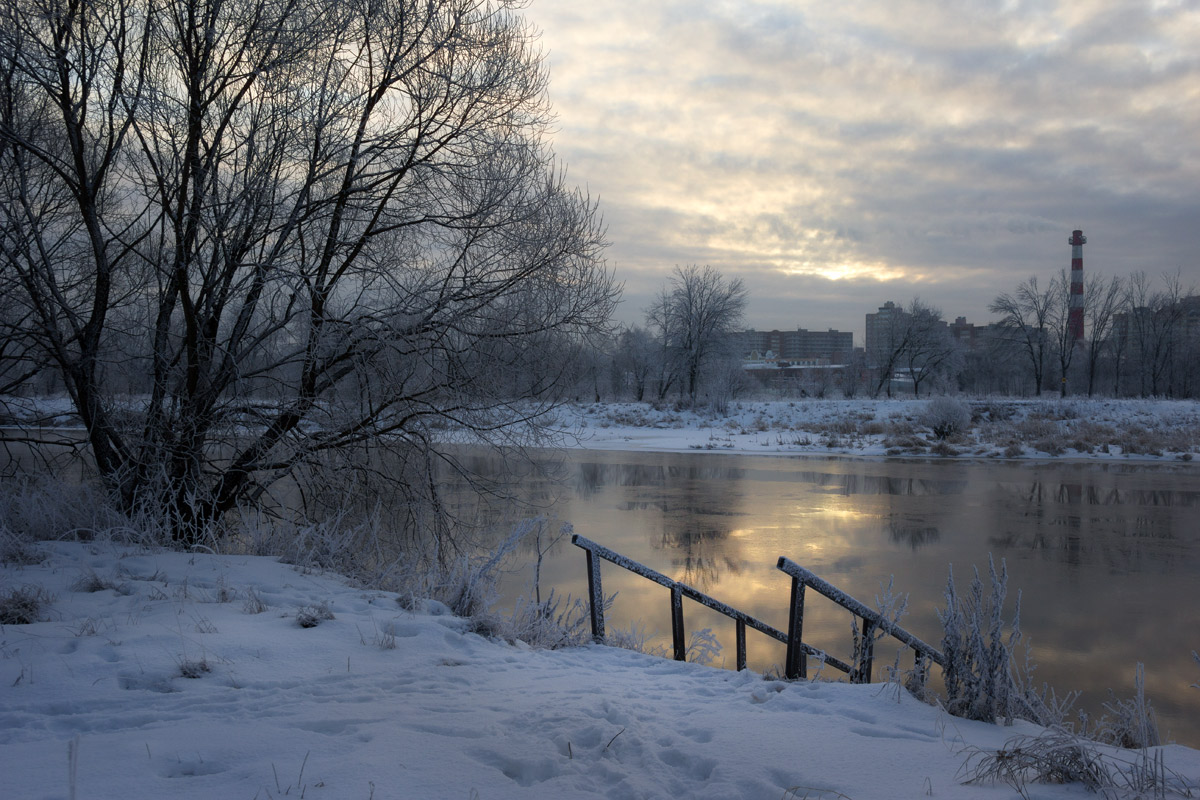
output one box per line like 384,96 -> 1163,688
2,541 -> 1198,799
564,397 -> 1200,462
6,394 -> 1200,464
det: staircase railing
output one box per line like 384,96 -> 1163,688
573,534 -> 944,682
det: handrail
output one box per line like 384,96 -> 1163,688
573,534 -> 944,683
776,557 -> 945,668
573,534 -> 850,674
775,556 -> 945,682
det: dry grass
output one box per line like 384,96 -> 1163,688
296,602 -> 335,628
177,657 -> 211,679
0,583 -> 54,625
242,588 -> 268,614
959,727 -> 1194,800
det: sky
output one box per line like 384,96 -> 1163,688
527,0 -> 1200,342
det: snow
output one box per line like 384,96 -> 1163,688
4,541 -> 1198,799
562,398 -> 1200,461
8,392 -> 1200,461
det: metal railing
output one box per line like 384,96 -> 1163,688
573,534 -> 944,682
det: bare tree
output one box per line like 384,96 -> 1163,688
613,326 -> 657,401
868,304 -> 913,398
0,0 -> 619,544
990,277 -> 1054,396
867,298 -> 953,397
645,265 -> 747,407
1124,271 -> 1186,397
1082,274 -> 1123,397
1046,270 -> 1082,397
903,300 -> 957,398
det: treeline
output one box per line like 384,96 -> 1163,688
568,268 -> 1200,406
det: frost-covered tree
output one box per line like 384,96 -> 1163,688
646,265 -> 747,406
613,326 -> 658,401
0,0 -> 619,544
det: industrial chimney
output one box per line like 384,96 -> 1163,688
1068,229 -> 1086,343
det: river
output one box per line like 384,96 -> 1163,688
443,448 -> 1200,748
7,432 -> 1199,745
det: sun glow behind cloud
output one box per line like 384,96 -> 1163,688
532,0 -> 1200,332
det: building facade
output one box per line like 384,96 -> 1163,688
738,328 -> 853,364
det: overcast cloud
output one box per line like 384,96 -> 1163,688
529,0 -> 1200,340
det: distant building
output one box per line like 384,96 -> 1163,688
949,317 -> 980,350
864,301 -> 908,358
737,328 -> 853,363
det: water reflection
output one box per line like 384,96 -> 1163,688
886,515 -> 941,551
468,449 -> 1200,748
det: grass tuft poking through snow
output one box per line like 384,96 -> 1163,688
295,601 -> 334,628
960,726 -> 1194,799
0,583 -> 53,625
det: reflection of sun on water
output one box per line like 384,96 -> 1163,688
486,449 -> 1200,748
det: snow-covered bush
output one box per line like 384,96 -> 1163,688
1089,664 -> 1160,749
603,624 -> 722,665
502,589 -> 593,650
921,396 -> 971,440
685,627 -> 723,666
296,602 -> 334,628
0,476 -> 168,545
938,557 -> 1022,724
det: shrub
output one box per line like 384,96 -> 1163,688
0,528 -> 42,567
930,441 -> 958,457
938,557 -> 1021,724
0,584 -> 53,625
0,475 -> 171,545
1031,436 -> 1066,456
296,602 -> 334,628
502,589 -> 593,650
961,725 -> 1194,799
1089,663 -> 1160,749
242,589 -> 268,615
921,397 -> 971,440
178,658 -> 211,678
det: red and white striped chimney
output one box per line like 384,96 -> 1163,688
1068,229 -> 1086,343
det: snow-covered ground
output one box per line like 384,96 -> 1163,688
7,394 -> 1200,463
3,541 -> 1198,799
564,398 -> 1200,462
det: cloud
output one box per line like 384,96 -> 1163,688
531,0 -> 1200,338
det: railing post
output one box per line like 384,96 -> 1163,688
736,619 -> 747,671
855,619 -> 875,683
670,584 -> 686,661
784,576 -> 806,680
585,548 -> 605,642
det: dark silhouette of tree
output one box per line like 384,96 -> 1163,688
0,0 -> 618,545
990,278 -> 1054,396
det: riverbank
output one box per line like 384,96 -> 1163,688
565,397 -> 1200,462
3,540 -> 1198,799
6,393 -> 1200,463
